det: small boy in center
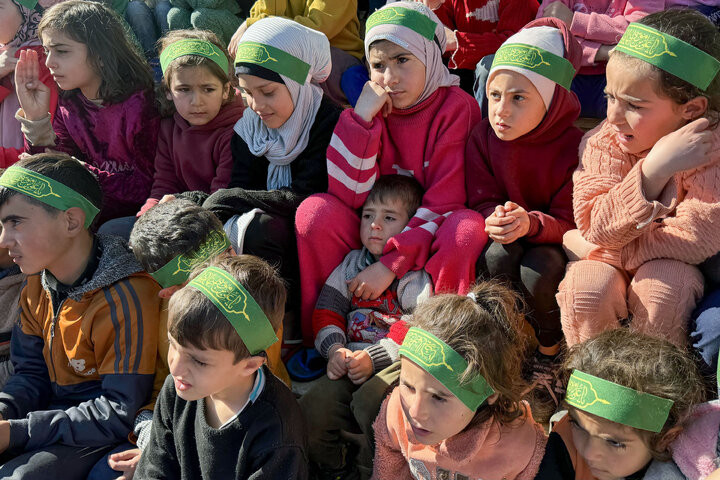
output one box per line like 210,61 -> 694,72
134,255 -> 308,479
301,174 -> 433,477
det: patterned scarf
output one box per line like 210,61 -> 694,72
4,0 -> 42,48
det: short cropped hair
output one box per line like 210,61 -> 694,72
365,174 -> 424,218
0,153 -> 103,229
129,199 -> 224,273
168,255 -> 287,362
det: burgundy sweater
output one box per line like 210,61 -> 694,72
465,19 -> 584,245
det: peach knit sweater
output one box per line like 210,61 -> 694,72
557,120 -> 720,345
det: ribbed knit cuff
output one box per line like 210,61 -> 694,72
618,159 -> 677,229
7,418 -> 29,450
315,325 -> 346,358
15,110 -> 55,146
365,343 -> 392,373
569,12 -> 590,39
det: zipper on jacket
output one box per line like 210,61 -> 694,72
47,299 -> 66,397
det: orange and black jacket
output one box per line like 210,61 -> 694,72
0,234 -> 162,451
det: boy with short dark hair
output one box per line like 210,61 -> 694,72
0,153 -> 161,479
135,255 -> 308,479
301,174 -> 432,477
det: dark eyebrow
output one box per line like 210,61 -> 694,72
45,43 -> 69,48
0,215 -> 24,223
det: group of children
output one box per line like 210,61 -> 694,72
0,0 -> 718,479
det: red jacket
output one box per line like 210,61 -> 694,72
327,86 -> 481,278
435,0 -> 539,70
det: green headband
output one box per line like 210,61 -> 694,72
159,39 -> 229,75
399,327 -> 495,411
149,230 -> 230,289
16,0 -> 38,9
0,166 -> 99,228
366,6 -> 437,42
492,43 -> 576,91
235,42 -> 310,85
615,23 -> 720,91
188,266 -> 278,355
566,370 -> 674,433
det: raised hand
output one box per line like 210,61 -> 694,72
14,49 -> 51,121
0,48 -> 18,80
354,81 -> 393,123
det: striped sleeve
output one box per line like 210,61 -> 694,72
327,109 -> 382,210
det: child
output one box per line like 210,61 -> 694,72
432,0 -> 540,93
0,0 -> 58,167
138,29 -> 243,216
535,328 -> 706,479
465,18 -> 583,406
0,154 -> 161,479
537,0 -> 663,117
373,282 -> 546,479
296,1 -> 485,343
557,9 -> 720,347
14,0 -> 160,222
134,256 -> 308,479
227,0 -> 364,105
300,175 -> 432,478
199,16 -> 342,336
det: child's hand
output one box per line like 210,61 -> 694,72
108,447 -> 141,480
327,345 -> 351,380
484,202 -> 530,244
227,20 -> 248,58
444,27 -> 457,52
347,262 -> 396,301
642,118 -> 714,200
354,81 -> 392,123
562,229 -> 596,262
542,1 -> 574,27
14,49 -> 51,121
347,350 -> 373,385
0,420 -> 8,454
159,194 -> 177,204
0,48 -> 18,80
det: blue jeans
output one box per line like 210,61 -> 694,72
125,0 -> 171,57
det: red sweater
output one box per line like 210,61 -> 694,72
327,86 -> 482,278
139,97 -> 244,214
466,18 -> 584,245
435,0 -> 539,70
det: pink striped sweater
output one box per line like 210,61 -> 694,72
326,86 -> 482,279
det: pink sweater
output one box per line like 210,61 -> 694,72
536,0 -> 663,74
373,388 -> 547,480
574,121 -> 720,272
327,86 -> 481,279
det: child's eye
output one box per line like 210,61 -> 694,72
489,91 -> 500,100
604,93 -> 615,103
362,213 -> 372,220
385,216 -> 396,222
191,357 -> 207,367
204,87 -> 216,93
397,56 -> 408,64
627,103 -> 640,111
431,394 -> 447,403
371,63 -> 384,70
401,382 -> 415,393
262,90 -> 274,97
606,438 -> 626,449
514,94 -> 525,101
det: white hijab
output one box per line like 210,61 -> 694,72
233,17 -> 332,190
364,1 -> 459,107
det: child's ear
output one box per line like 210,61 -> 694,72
656,425 -> 683,451
486,393 -> 500,405
64,207 -> 86,237
239,355 -> 266,375
158,285 -> 182,299
680,96 -> 709,121
166,90 -> 173,102
223,82 -> 231,102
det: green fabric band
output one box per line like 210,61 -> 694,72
159,39 -> 229,75
615,23 -> 720,91
149,230 -> 230,289
566,370 -> 674,433
16,0 -> 38,9
235,42 -> 310,85
0,166 -> 99,228
492,43 -> 576,91
366,6 -> 437,42
188,266 -> 278,355
399,327 -> 495,411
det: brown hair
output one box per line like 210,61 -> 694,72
409,281 -> 528,427
563,328 -> 706,460
156,29 -> 236,117
365,174 -> 424,218
168,255 -> 286,363
38,0 -> 154,103
611,9 -> 720,128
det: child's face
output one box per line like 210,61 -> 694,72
166,65 -> 230,126
568,407 -> 653,480
398,357 -> 475,446
167,334 -> 256,402
237,74 -> 294,129
360,197 -> 410,258
0,195 -> 71,275
486,70 -> 546,141
605,55 -> 690,155
42,28 -> 102,100
0,0 -> 23,45
368,41 -> 426,110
